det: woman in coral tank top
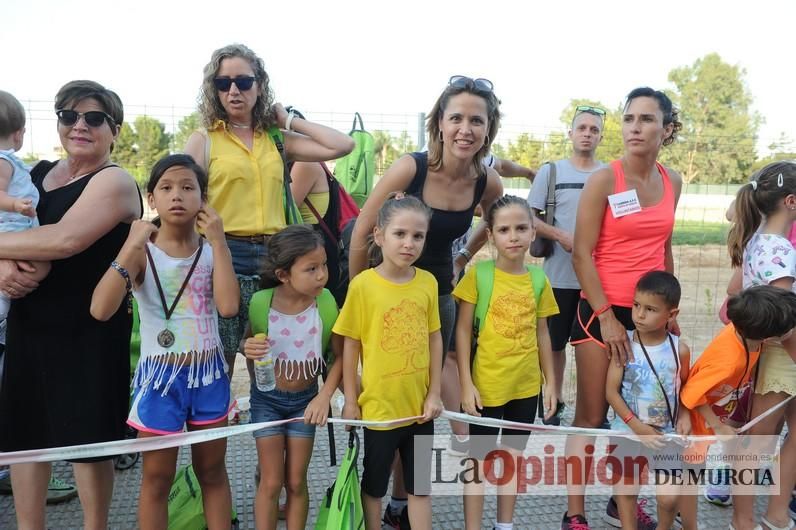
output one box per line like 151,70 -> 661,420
560,87 -> 684,530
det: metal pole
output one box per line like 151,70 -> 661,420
417,112 -> 426,150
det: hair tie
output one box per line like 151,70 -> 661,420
778,173 -> 784,187
750,181 -> 758,191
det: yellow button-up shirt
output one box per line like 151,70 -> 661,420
206,121 -> 285,235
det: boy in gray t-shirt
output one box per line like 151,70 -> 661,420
527,107 -> 605,425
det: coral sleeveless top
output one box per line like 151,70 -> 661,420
589,160 -> 675,307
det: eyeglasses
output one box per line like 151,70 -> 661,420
56,109 -> 115,128
574,105 -> 606,118
213,76 -> 256,92
448,75 -> 494,93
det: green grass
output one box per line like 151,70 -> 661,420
672,220 -> 729,246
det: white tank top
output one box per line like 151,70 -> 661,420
132,241 -> 225,392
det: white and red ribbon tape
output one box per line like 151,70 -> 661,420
0,395 -> 791,466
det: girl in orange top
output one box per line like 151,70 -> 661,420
562,87 -> 684,530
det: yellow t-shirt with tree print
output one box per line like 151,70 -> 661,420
333,268 -> 440,430
453,266 -> 558,407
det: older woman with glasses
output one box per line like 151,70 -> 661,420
184,44 -> 353,383
347,75 -> 504,529
0,80 -> 142,530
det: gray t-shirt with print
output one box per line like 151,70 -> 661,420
528,159 -> 604,289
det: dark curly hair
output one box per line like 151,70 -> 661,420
624,87 -> 682,146
198,44 -> 276,131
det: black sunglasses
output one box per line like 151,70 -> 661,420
56,109 -> 115,128
213,76 -> 256,92
574,105 -> 606,118
448,75 -> 494,93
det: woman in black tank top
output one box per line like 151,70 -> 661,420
0,81 -> 142,529
346,77 -> 504,524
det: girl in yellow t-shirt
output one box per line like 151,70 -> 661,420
335,193 -> 443,530
453,195 -> 559,530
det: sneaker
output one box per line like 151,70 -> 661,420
604,497 -> 656,529
382,505 -> 410,530
46,477 -> 78,504
704,482 -> 732,506
0,475 -> 77,504
561,512 -> 590,529
447,434 -> 469,457
543,401 -> 565,426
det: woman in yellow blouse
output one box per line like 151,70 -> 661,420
185,43 -> 353,375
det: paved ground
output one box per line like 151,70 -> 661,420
1,414 -> 778,529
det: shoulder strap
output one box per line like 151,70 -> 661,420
474,260 -> 496,334
316,288 -> 338,355
248,289 -> 275,336
405,152 -> 428,197
269,127 -> 303,226
527,265 -> 545,307
471,168 -> 489,210
545,162 -> 557,214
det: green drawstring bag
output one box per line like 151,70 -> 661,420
314,430 -> 364,530
167,464 -> 238,530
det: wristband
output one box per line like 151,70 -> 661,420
594,303 -> 612,316
285,111 -> 296,132
110,261 -> 132,292
457,248 -> 473,263
622,412 -> 635,424
110,261 -> 134,315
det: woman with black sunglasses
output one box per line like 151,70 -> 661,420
0,80 -> 143,530
347,75 -> 505,529
184,44 -> 353,387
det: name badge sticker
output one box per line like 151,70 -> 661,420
608,189 -> 642,218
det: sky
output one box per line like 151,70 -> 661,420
2,0 -> 794,158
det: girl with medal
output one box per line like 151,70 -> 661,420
91,153 -> 239,530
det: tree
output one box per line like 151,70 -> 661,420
372,130 -> 401,175
113,122 -> 137,169
506,133 -> 543,170
663,53 -> 761,184
173,111 -> 201,152
134,116 -> 171,173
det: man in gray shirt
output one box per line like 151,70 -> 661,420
528,106 -> 605,425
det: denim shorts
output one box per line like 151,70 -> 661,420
250,382 -> 318,439
218,237 -> 269,356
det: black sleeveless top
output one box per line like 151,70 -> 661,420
0,161 -> 141,451
406,152 -> 487,295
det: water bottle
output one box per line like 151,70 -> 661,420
253,333 -> 276,392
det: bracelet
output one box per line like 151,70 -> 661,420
594,303 -> 612,316
622,412 -> 635,424
110,261 -> 132,291
110,261 -> 134,315
285,111 -> 296,132
457,248 -> 473,263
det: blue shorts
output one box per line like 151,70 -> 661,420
128,359 -> 231,435
250,382 -> 318,439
